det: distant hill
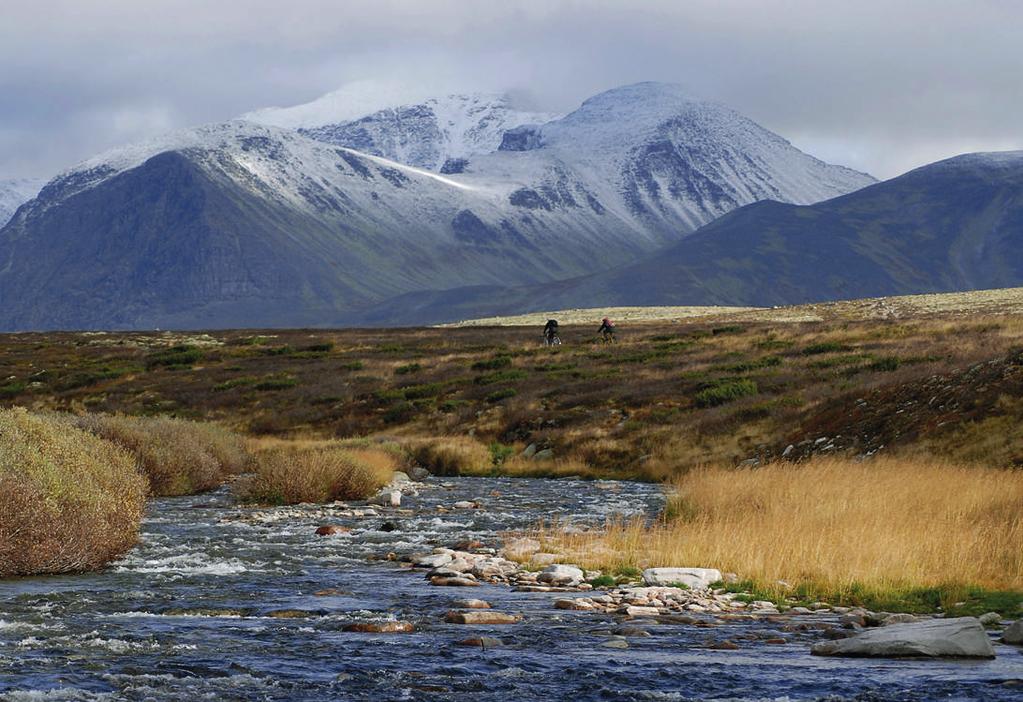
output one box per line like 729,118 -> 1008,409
359,151 -> 1023,325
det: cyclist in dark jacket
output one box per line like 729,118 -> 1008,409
543,319 -> 560,345
597,317 -> 616,343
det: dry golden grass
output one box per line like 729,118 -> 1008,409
536,457 -> 1023,600
235,443 -> 397,504
0,408 -> 147,577
74,414 -> 251,497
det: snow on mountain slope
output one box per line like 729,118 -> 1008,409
0,178 -> 45,227
0,121 -> 673,329
244,82 -> 557,172
463,82 -> 876,235
299,94 -> 556,172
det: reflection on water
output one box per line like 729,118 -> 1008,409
1,477 -> 1021,701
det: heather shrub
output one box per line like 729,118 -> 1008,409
73,414 -> 250,496
0,408 -> 147,577
235,443 -> 395,504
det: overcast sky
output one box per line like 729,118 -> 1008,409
1,0 -> 1020,181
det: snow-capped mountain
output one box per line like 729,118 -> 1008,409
0,82 -> 877,330
357,150 -> 1023,324
0,178 -> 45,227
249,88 -> 557,172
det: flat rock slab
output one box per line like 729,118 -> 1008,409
811,617 -> 996,658
642,567 -> 722,589
445,610 -> 521,625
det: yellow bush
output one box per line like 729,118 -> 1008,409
235,443 -> 396,504
74,414 -> 250,496
0,408 -> 147,577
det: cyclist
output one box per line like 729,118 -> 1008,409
543,319 -> 561,346
597,317 -> 616,343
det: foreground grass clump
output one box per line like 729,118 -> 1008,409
534,457 -> 1023,613
74,414 -> 250,496
235,443 -> 396,504
0,408 -> 147,577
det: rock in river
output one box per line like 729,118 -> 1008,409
811,617 -> 996,658
445,610 -> 521,625
642,567 -> 721,589
1004,619 -> 1023,645
538,564 -> 584,586
315,525 -> 349,536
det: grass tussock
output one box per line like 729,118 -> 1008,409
534,457 -> 1023,611
0,408 -> 147,577
74,414 -> 250,497
405,436 -> 492,476
235,443 -> 397,504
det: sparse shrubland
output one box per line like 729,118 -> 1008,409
235,442 -> 396,504
0,408 -> 147,577
73,414 -> 250,496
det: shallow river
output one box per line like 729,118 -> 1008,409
1,477 -> 1021,701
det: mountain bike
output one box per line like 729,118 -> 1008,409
544,332 -> 562,347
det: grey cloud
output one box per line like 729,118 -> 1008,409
1,0 -> 1020,180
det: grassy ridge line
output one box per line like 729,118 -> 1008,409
3,312 -> 1023,477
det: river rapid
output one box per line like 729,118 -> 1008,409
1,476 -> 1021,701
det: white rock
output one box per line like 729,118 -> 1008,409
622,606 -> 660,617
642,567 -> 721,590
811,617 -> 996,658
538,564 -> 585,586
978,612 -> 1002,626
1003,619 -> 1023,645
452,501 -> 477,509
413,553 -> 453,568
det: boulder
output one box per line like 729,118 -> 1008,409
1002,619 -> 1023,645
811,617 -> 996,658
369,490 -> 402,507
452,599 -> 491,609
445,610 -> 521,625
532,448 -> 554,461
882,613 -> 920,626
622,605 -> 660,617
522,443 -> 538,458
457,636 -> 504,648
314,525 -> 349,536
430,576 -> 479,587
642,567 -> 721,589
538,564 -> 584,586
408,465 -> 431,481
978,612 -> 1002,626
343,621 -> 415,633
554,598 -> 596,611
413,553 -> 453,568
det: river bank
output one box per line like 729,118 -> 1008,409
2,475 -> 1022,701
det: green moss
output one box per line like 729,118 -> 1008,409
471,355 -> 513,371
395,363 -> 422,375
146,345 -> 202,369
485,388 -> 517,403
694,379 -> 758,408
801,341 -> 850,356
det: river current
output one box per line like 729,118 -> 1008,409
1,476 -> 1021,701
